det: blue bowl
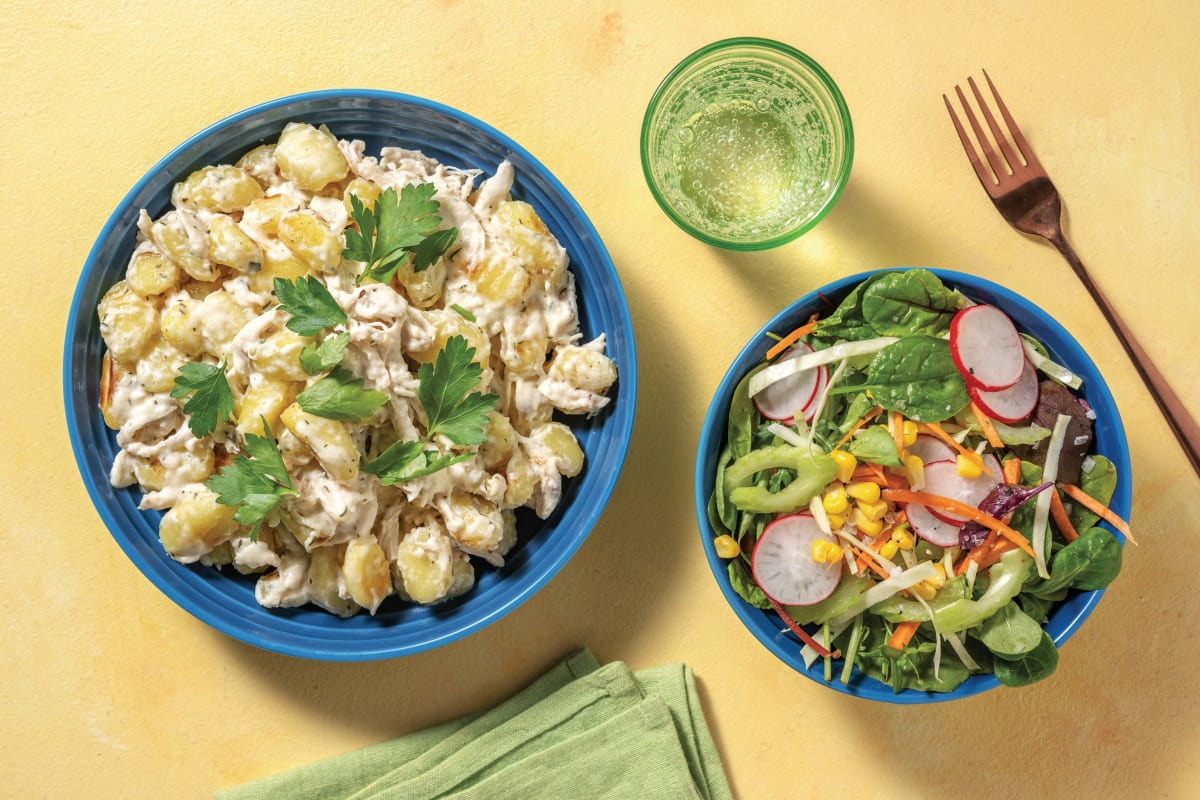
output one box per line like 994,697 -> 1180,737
64,90 -> 637,660
694,268 -> 1131,703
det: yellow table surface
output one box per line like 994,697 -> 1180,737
4,2 -> 1198,797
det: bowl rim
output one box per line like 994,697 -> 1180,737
63,88 -> 638,660
639,36 -> 855,251
693,266 -> 1132,702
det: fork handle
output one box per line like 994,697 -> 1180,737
1049,232 -> 1200,478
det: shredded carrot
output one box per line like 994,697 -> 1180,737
1049,488 -> 1080,543
1002,457 -> 1022,485
1060,483 -> 1135,544
887,620 -> 921,650
918,422 -> 995,476
882,488 -> 1036,558
851,463 -> 900,488
849,541 -> 895,580
955,528 -> 999,575
854,529 -> 895,574
833,405 -> 884,451
889,411 -> 906,457
764,316 -> 818,361
975,539 -> 1016,571
970,400 -> 1005,451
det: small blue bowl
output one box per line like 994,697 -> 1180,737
64,90 -> 637,660
694,268 -> 1131,703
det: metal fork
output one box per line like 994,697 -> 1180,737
945,70 -> 1200,479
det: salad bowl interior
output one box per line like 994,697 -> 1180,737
63,90 -> 637,661
694,267 -> 1131,703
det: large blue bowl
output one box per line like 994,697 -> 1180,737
694,268 -> 1131,703
64,90 -> 637,660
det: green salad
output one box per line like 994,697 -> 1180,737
708,269 -> 1130,693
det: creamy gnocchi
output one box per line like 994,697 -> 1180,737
98,122 -> 617,615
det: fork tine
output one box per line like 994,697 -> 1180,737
982,69 -> 1044,172
943,93 -> 995,188
955,84 -> 1006,183
968,76 -> 1021,173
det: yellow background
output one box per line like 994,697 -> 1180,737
3,1 -> 1198,797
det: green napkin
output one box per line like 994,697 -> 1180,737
216,650 -> 732,800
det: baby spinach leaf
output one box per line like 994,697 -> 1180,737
860,335 -> 970,422
992,631 -> 1059,687
728,559 -> 771,610
811,279 -> 875,343
860,268 -> 962,337
978,602 -> 1044,660
1031,526 -> 1123,598
1069,455 -> 1117,531
727,364 -> 764,460
846,425 -> 903,466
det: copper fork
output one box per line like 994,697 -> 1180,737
945,70 -> 1200,479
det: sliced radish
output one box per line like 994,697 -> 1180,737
905,433 -> 956,465
969,359 -> 1039,423
904,501 -> 963,548
950,304 -> 1026,391
753,343 -> 822,423
752,513 -> 842,606
802,359 -> 830,423
922,455 -> 1002,524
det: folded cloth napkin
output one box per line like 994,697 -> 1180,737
216,650 -> 732,800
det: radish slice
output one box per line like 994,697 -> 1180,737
922,455 -> 1002,524
754,343 -> 821,423
802,359 -> 830,423
752,513 -> 842,606
969,359 -> 1039,424
905,433 -> 956,465
905,502 -> 963,547
950,304 -> 1026,391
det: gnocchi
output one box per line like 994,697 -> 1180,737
98,123 -> 618,615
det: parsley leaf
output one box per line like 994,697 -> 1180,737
410,227 -> 458,273
170,360 -> 233,438
418,335 -> 498,446
206,425 -> 296,540
296,367 -> 388,421
299,331 -> 350,375
362,441 -> 473,485
344,184 -> 458,284
274,276 -> 347,337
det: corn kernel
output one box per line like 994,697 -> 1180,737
878,539 -> 900,559
902,419 -> 919,446
846,481 -> 881,504
903,453 -> 925,490
853,508 -> 884,537
912,581 -> 938,601
822,482 -> 849,515
714,534 -> 740,559
956,453 -> 984,479
811,539 -> 843,564
827,513 -> 847,530
928,562 -> 947,588
830,450 -> 857,483
890,525 -> 916,551
857,498 -> 889,522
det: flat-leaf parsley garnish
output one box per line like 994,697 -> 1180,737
170,360 -> 233,438
296,366 -> 389,421
345,184 -> 458,284
299,331 -> 350,376
274,276 -> 347,337
363,335 -> 498,485
206,423 -> 296,539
